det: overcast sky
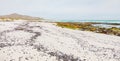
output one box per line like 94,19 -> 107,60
0,0 -> 120,20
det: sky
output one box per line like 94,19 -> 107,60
0,0 -> 120,20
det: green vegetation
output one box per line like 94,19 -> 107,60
56,22 -> 120,36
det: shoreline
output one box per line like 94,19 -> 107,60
56,22 -> 120,36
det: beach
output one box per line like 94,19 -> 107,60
0,21 -> 120,61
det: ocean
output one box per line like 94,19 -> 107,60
59,20 -> 120,24
58,20 -> 120,28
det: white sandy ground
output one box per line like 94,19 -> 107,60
0,21 -> 120,61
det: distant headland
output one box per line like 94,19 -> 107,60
0,13 -> 44,21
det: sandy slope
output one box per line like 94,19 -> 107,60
0,21 -> 120,61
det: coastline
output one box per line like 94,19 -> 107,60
58,20 -> 120,24
56,22 -> 120,36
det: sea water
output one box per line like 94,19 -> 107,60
59,20 -> 120,28
59,20 -> 120,23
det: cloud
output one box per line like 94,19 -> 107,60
0,0 -> 120,20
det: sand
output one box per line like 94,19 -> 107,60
0,21 -> 120,61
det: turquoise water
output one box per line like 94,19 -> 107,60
59,20 -> 120,23
93,24 -> 120,28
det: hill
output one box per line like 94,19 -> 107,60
0,13 -> 43,21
